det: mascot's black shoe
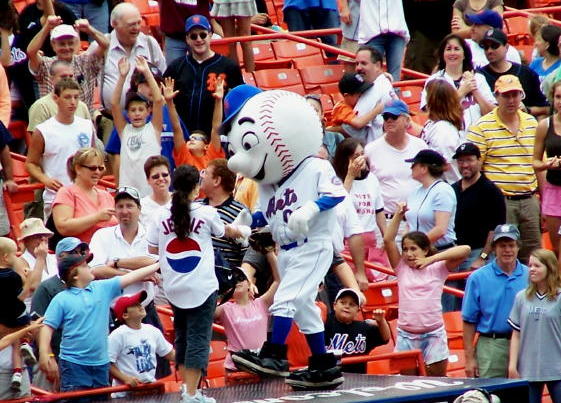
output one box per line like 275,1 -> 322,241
232,341 -> 289,377
285,352 -> 344,390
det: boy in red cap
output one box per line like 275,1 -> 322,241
109,291 -> 174,396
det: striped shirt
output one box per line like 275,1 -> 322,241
467,108 -> 537,196
202,196 -> 248,269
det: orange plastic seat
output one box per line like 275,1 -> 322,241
156,305 -> 175,344
398,84 -> 424,114
242,71 -> 257,87
292,54 -> 327,68
299,65 -> 345,94
444,311 -> 464,350
240,43 -> 292,70
253,68 -> 305,94
446,349 -> 466,378
4,183 -> 45,242
272,40 -> 324,65
365,350 -> 426,376
361,281 -> 399,321
10,152 -> 31,184
204,341 -> 227,388
504,15 -> 531,46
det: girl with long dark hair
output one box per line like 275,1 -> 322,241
147,164 -> 246,403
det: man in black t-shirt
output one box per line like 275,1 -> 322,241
443,143 -> 506,312
477,28 -> 549,119
164,15 -> 243,137
325,288 -> 390,373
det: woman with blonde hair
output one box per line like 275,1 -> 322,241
508,248 -> 561,403
51,147 -> 117,244
421,79 -> 464,183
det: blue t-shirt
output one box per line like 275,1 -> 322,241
405,180 -> 457,247
105,104 -> 190,173
529,57 -> 561,83
44,277 -> 122,366
462,259 -> 528,334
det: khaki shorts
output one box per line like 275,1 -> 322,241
338,37 -> 359,62
476,336 -> 509,378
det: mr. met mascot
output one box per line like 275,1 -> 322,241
222,85 -> 346,390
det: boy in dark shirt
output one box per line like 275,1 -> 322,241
324,288 -> 390,373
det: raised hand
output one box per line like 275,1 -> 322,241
213,76 -> 225,100
135,56 -> 149,74
118,57 -> 130,77
161,77 -> 179,102
46,15 -> 63,30
74,19 -> 92,33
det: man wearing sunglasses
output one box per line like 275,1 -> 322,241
164,14 -> 243,138
477,28 -> 548,119
465,10 -> 520,69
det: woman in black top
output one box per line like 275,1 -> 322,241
533,80 -> 561,257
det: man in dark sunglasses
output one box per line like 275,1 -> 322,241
163,14 -> 244,139
477,28 -> 548,119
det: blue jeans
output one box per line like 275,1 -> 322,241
171,291 -> 217,370
283,7 -> 339,47
62,1 -> 109,35
59,359 -> 109,402
366,33 -> 407,82
442,248 -> 482,313
529,380 -> 561,403
164,36 -> 188,66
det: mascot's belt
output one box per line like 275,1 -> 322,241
280,238 -> 308,251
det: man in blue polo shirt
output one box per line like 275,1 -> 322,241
462,224 -> 528,378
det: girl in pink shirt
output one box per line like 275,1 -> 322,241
383,202 -> 470,376
214,256 -> 279,373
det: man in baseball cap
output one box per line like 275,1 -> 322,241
447,142 -> 506,311
462,222 -> 527,378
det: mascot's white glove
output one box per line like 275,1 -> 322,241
232,209 -> 253,246
288,201 -> 320,236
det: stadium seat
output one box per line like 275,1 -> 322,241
204,341 -> 228,388
156,305 -> 175,344
242,71 -> 257,87
253,68 -> 306,94
366,350 -> 427,376
271,40 -> 325,67
8,120 -> 27,141
444,311 -> 464,350
361,281 -> 399,321
446,349 -> 466,378
11,152 -> 31,184
4,183 -> 44,242
299,65 -> 345,94
504,15 -> 531,46
292,54 -> 327,68
399,84 -> 424,114
238,43 -> 292,70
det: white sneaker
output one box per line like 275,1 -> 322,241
180,389 -> 216,403
11,371 -> 22,391
20,342 -> 37,366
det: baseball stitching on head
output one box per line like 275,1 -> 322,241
258,91 -> 297,176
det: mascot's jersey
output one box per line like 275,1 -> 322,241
147,202 -> 224,309
259,157 -> 347,246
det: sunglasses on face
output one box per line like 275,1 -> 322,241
150,172 -> 170,180
480,42 -> 501,50
189,32 -> 208,41
382,113 -> 399,121
80,164 -> 105,172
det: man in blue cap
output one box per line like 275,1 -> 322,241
462,224 -> 528,379
465,10 -> 521,69
164,14 -> 244,138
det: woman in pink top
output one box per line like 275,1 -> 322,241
215,256 -> 279,374
383,202 -> 470,376
52,147 -> 118,243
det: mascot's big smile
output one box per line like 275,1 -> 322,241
254,155 -> 268,181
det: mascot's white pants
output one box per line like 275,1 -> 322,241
270,240 -> 333,334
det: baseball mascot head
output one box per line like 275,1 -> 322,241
223,85 -> 323,184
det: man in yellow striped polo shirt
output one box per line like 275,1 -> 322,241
467,74 -> 539,264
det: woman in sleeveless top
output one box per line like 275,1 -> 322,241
533,81 -> 561,257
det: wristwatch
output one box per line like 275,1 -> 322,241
113,257 -> 120,268
479,252 -> 488,260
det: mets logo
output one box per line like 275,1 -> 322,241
165,237 -> 202,274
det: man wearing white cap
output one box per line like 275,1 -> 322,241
27,16 -> 109,111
